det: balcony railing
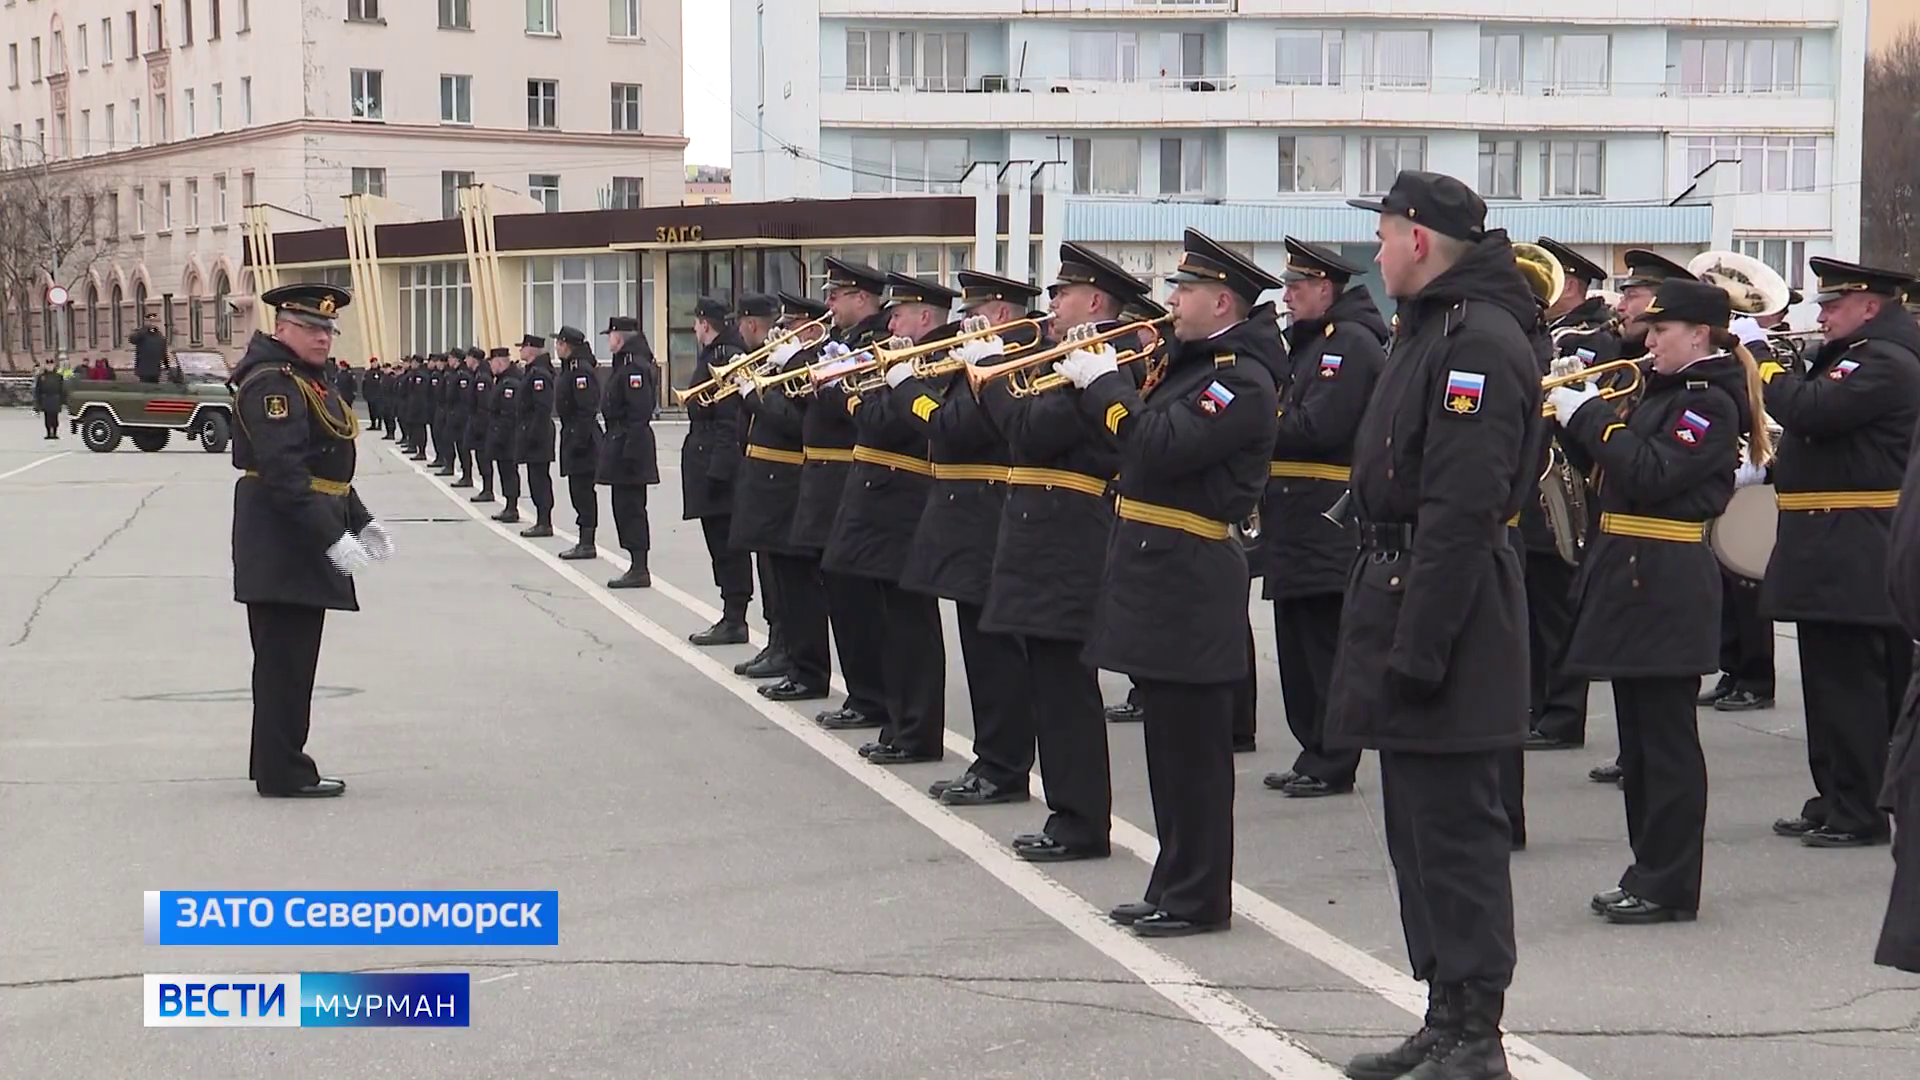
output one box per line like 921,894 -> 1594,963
827,73 -> 1836,100
1023,0 -> 1234,11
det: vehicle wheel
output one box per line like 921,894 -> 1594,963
130,429 -> 171,453
80,411 -> 123,453
199,412 -> 232,453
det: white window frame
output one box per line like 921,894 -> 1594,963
242,171 -> 255,205
1685,135 -> 1817,194
440,0 -> 471,30
1479,33 -> 1521,93
1540,139 -> 1604,199
133,185 -> 147,233
1070,136 -> 1141,196
1678,37 -> 1801,95
851,136 -> 970,194
241,76 -> 253,125
440,74 -> 473,125
528,79 -> 559,129
1363,136 -> 1426,194
50,31 -> 64,76
1733,237 -> 1811,290
347,0 -> 380,23
610,176 -> 644,209
351,69 -> 383,121
402,262 -> 475,354
240,0 -> 251,33
212,83 -> 223,130
102,18 -> 114,66
848,28 -> 971,92
1546,34 -> 1611,94
185,177 -> 199,228
441,170 -> 475,218
105,103 -> 116,150
1067,30 -> 1141,84
610,83 -> 643,131
1158,136 -> 1207,195
526,0 -> 557,36
184,88 -> 196,136
215,173 -> 229,223
351,166 -> 387,197
529,173 -> 562,213
131,98 -> 142,145
159,181 -> 173,231
523,254 -> 641,349
610,0 -> 641,39
1354,30 -> 1429,90
78,24 -> 89,70
1479,138 -> 1521,199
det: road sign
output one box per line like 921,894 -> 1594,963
46,285 -> 70,308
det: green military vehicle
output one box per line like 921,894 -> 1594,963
66,350 -> 236,453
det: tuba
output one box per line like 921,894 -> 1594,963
1687,250 -> 1790,319
1516,242 -> 1590,566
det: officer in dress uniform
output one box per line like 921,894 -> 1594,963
400,356 -> 425,458
598,318 -> 661,588
516,338 -> 559,538
434,354 -> 460,477
684,298 -> 756,646
1551,278 -> 1759,924
448,351 -> 477,488
1760,258 -> 1920,849
1878,355 -> 1920,973
1102,297 -> 1171,732
725,295 -> 791,678
467,351 -> 497,503
1053,230 -> 1279,937
231,283 -> 395,799
830,273 -> 956,766
427,355 -> 450,471
802,259 -> 896,733
1328,172 -> 1542,1080
1256,237 -> 1388,800
487,345 -> 527,524
900,270 -> 1040,805
553,326 -> 604,560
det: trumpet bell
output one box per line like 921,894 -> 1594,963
1513,243 -> 1567,308
1687,250 -> 1790,316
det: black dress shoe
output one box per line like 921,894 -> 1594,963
1696,675 -> 1735,706
867,745 -> 942,766
1011,835 -> 1109,863
1713,689 -> 1774,712
1801,827 -> 1888,849
606,567 -> 651,589
1589,887 -> 1629,914
1524,731 -> 1582,750
819,709 -> 882,731
1772,815 -> 1822,838
469,490 -> 496,503
760,679 -> 828,702
1105,702 -> 1144,723
739,650 -> 791,679
558,541 -> 597,561
492,507 -> 522,524
1132,911 -> 1229,938
857,741 -> 889,759
1281,775 -> 1354,799
435,467 -> 456,477
734,645 -> 773,675
450,478 -> 474,489
927,773 -> 972,799
1589,759 -> 1622,784
519,523 -> 554,539
689,619 -> 750,646
1232,738 -> 1256,754
1601,894 -> 1697,925
258,777 -> 347,799
1261,770 -> 1299,791
939,775 -> 1029,806
1109,901 -> 1156,926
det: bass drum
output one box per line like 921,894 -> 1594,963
1709,484 -> 1777,581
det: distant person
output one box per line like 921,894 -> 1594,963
131,315 -> 168,383
33,357 -> 69,439
93,357 -> 116,380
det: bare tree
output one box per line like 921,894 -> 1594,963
0,139 -> 122,368
1863,28 -> 1920,273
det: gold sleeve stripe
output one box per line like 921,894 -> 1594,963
1104,402 -> 1128,435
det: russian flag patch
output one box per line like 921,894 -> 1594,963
1197,381 -> 1236,416
1829,358 -> 1860,380
1444,370 -> 1486,415
1673,408 -> 1711,446
629,373 -> 645,388
1319,354 -> 1344,378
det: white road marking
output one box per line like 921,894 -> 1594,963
389,448 -> 1599,1080
387,447 -> 1341,1079
0,451 -> 71,482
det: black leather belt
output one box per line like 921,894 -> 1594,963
1357,522 -> 1415,552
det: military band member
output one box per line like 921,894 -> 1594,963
1551,278 -> 1762,924
447,351 -> 476,488
684,298 -> 756,646
901,270 -> 1040,804
1328,172 -> 1541,1079
1255,236 -> 1387,799
735,293 -> 835,700
467,352 -> 497,503
231,283 -> 394,799
488,346 -> 527,525
1879,345 -> 1920,973
726,295 -> 792,678
554,326 -> 604,560
1760,258 -> 1920,849
1103,298 -> 1170,732
516,337 -> 559,539
598,318 -> 661,588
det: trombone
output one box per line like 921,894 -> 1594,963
673,314 -> 832,406
966,318 -> 1171,398
1540,357 -> 1643,417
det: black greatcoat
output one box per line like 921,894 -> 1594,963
731,341 -> 814,554
466,366 -> 494,450
1324,233 -> 1546,754
408,368 -> 431,426
450,365 -> 475,441
556,354 -> 604,478
1878,427 -> 1920,972
132,326 -> 167,381
488,363 -> 524,461
598,344 -> 662,487
683,329 -> 747,520
1558,356 -> 1748,677
516,355 -> 558,464
229,332 -> 372,612
428,368 -> 446,434
1076,310 -> 1281,683
1519,295 -> 1624,553
1760,307 -> 1920,626
1261,286 -> 1388,599
791,312 -> 894,551
33,369 -> 68,411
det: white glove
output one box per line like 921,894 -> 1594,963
1548,355 -> 1587,380
883,361 -> 914,389
819,341 -> 851,361
326,531 -> 374,576
1730,316 -> 1768,347
1548,383 -> 1602,427
769,340 -> 803,368
731,371 -> 757,396
953,337 -> 1005,366
883,335 -> 914,352
1734,461 -> 1767,489
359,519 -> 397,561
1056,346 -> 1120,390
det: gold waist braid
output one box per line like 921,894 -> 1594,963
1597,513 -> 1706,542
802,445 -> 855,464
851,446 -> 935,476
243,470 -> 352,497
1007,467 -> 1109,498
746,444 -> 806,467
1268,460 -> 1351,482
932,463 -> 1012,483
1775,490 -> 1900,512
1114,497 -> 1232,541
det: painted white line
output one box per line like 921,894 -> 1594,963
385,447 -> 1341,1079
389,449 -> 1598,1080
0,451 -> 71,482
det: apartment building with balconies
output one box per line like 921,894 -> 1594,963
733,0 -> 1866,311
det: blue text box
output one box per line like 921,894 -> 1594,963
144,891 -> 559,946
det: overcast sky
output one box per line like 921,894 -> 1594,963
682,1 -> 731,167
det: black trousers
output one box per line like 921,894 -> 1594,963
955,601 -> 1034,789
699,516 -> 754,619
1716,573 -> 1775,695
771,552 -> 831,692
434,420 -> 453,463
1229,627 -> 1257,747
473,450 -> 493,493
495,456 -> 521,501
1525,552 -> 1590,743
1137,679 -> 1236,925
1028,636 -> 1111,851
1499,749 -> 1526,846
876,581 -> 946,758
1611,676 -> 1708,911
566,474 -> 599,530
1797,622 -> 1911,834
1379,749 -> 1516,988
247,602 -> 327,794
825,570 -> 889,721
40,407 -> 59,436
755,552 -> 783,634
609,484 -> 650,554
1275,592 -> 1360,785
383,415 -> 397,438
525,463 -> 554,514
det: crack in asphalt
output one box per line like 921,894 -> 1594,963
8,485 -> 164,648
513,584 -> 619,658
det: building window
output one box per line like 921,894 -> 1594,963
186,177 -> 199,227
352,167 -> 387,197
213,82 -> 223,129
440,0 -> 470,29
242,170 -> 255,204
105,104 -> 115,150
1355,31 -> 1429,90
240,0 -> 251,33
184,88 -> 196,135
131,98 -> 142,145
441,170 -> 475,218
1278,135 -> 1343,193
149,3 -> 166,52
528,79 -> 558,129
126,12 -> 138,60
348,0 -> 380,22
7,44 -> 16,89
610,83 -> 643,131
1686,135 -> 1817,194
159,182 -> 173,230
103,18 -> 114,64
1070,137 -> 1141,195
1546,34 -> 1610,94
31,36 -> 42,81
1540,139 -> 1603,198
180,0 -> 193,43
529,173 -> 561,212
1679,38 -> 1801,95
1363,136 -> 1425,194
209,0 -> 220,39
611,0 -> 640,39
1067,30 -> 1143,83
348,69 -> 383,120
154,94 -> 170,142
215,173 -> 228,223
241,76 -> 253,124
844,28 -> 970,92
1479,33 -> 1521,93
78,24 -> 89,69
524,255 -> 639,351
440,74 -> 473,124
401,262 -> 474,354
190,295 -> 205,345
1479,138 -> 1520,199
852,136 -> 969,194
526,0 -> 556,35
1734,237 -> 1810,290
610,176 -> 644,208
50,31 -> 64,75
1158,137 -> 1206,195
214,270 -> 232,343
79,109 -> 90,157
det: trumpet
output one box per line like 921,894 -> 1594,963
909,314 -> 1055,380
1540,357 -> 1643,417
673,314 -> 832,405
966,318 -> 1171,398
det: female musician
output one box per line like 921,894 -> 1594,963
1548,277 -> 1770,925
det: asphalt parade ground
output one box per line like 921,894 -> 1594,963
1,408 -> 1915,1079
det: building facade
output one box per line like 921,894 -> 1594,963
0,0 -> 687,370
732,0 -> 1867,316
